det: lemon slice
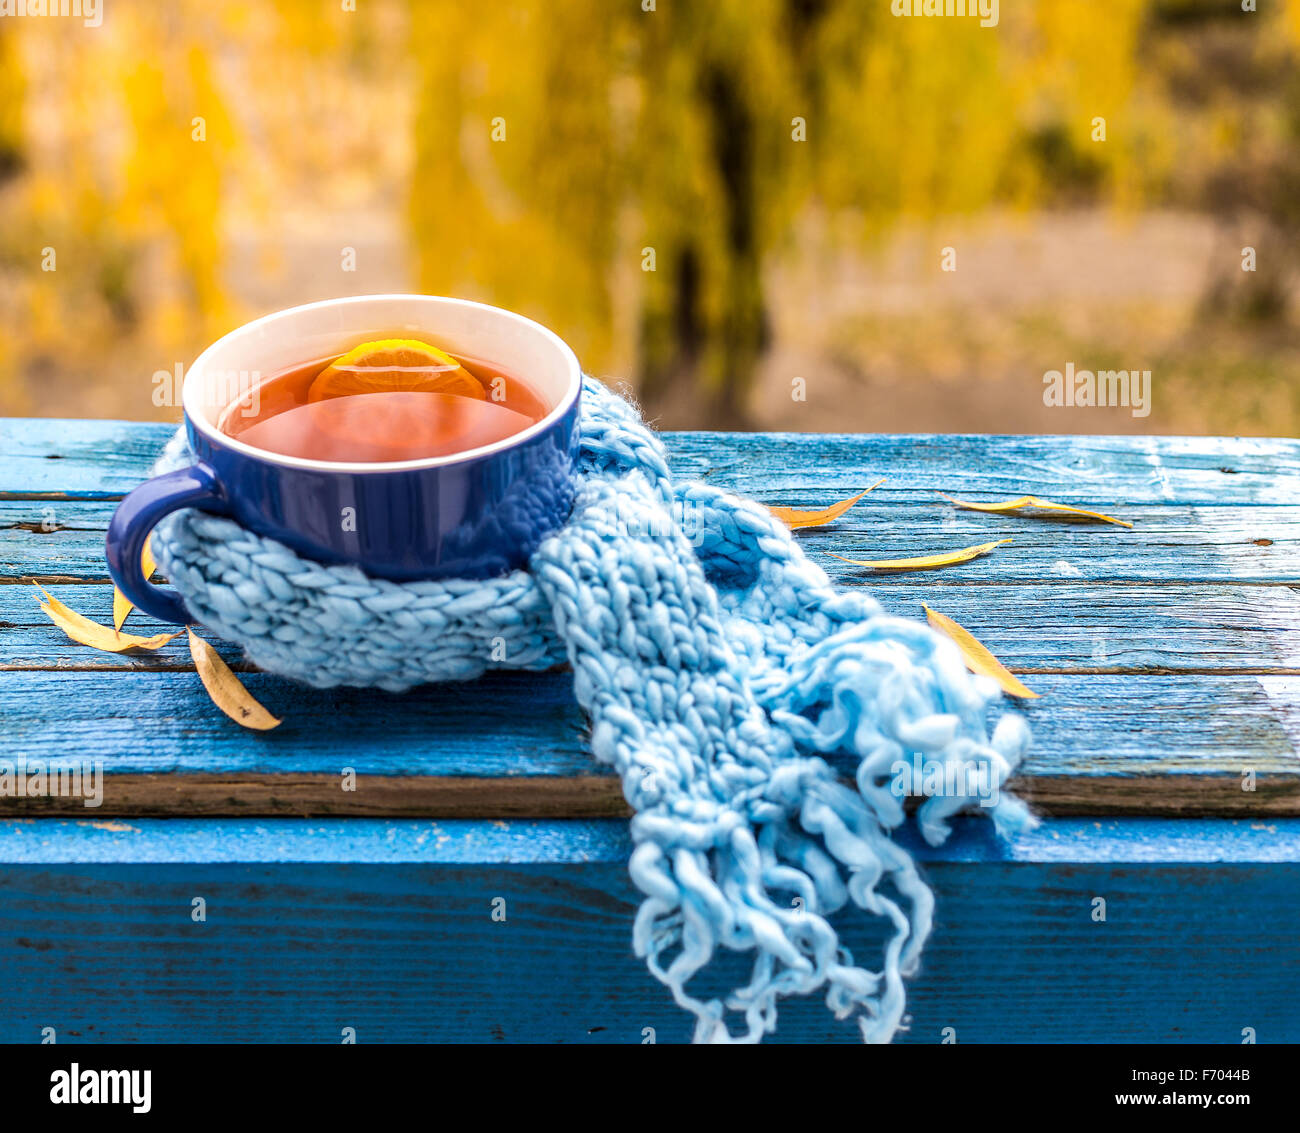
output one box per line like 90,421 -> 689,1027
307,339 -> 486,402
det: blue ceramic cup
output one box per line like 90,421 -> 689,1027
106,295 -> 583,625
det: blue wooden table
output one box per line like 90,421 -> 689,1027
2,420 -> 1298,1043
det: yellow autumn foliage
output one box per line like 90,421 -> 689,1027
0,0 -> 1295,427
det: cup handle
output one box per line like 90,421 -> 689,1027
106,462 -> 228,625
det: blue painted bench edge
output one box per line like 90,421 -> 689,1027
3,817 -> 1298,864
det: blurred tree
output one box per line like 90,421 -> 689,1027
1,1 -> 239,404
409,0 -> 1167,421
1155,0 -> 1300,324
0,28 -> 23,186
0,0 -> 1296,431
119,9 -> 235,341
0,27 -> 23,403
408,1 -> 625,381
634,0 -> 799,420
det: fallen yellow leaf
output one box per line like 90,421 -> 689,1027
827,539 -> 1011,572
37,586 -> 181,652
921,603 -> 1041,700
112,540 -> 158,632
187,628 -> 281,731
940,493 -> 1133,528
768,478 -> 885,529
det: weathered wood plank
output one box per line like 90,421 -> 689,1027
3,498 -> 1298,583
4,581 -> 1297,673
0,670 -> 1295,816
669,432 -> 1300,508
0,420 -> 178,499
4,815 -> 1298,865
3,418 -> 1298,505
0,817 -> 1294,1043
3,420 -> 1295,817
3,416 -> 1294,1045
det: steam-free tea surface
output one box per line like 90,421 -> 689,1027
234,391 -> 536,463
221,345 -> 547,462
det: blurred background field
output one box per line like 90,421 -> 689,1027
0,0 -> 1298,436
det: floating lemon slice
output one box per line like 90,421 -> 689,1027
307,339 -> 486,402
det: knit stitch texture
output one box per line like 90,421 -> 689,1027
152,376 -> 1035,1043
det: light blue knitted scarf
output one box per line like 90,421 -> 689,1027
152,376 -> 1034,1043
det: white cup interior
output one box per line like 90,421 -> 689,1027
183,295 -> 581,471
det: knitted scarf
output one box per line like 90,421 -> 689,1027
153,376 -> 1034,1043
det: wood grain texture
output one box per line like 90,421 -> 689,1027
0,669 -> 1295,815
3,419 -> 1297,1045
5,815 -> 1299,864
3,419 -> 1297,504
0,818 -> 1294,1044
4,581 -> 1298,672
1,420 -> 1297,818
5,498 -> 1298,583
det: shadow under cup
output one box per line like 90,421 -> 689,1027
106,295 -> 583,626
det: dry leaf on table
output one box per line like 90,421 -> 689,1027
941,493 -> 1132,528
37,586 -> 180,652
922,602 -> 1041,700
187,629 -> 281,731
112,540 -> 158,631
827,539 -> 1011,572
768,478 -> 885,529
